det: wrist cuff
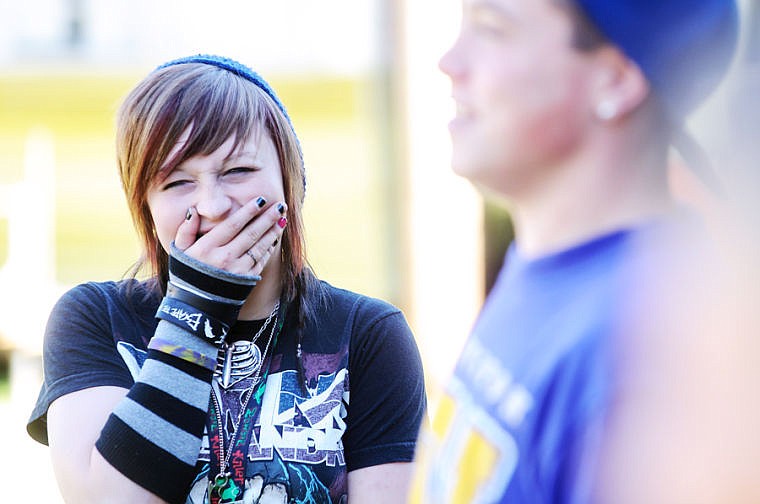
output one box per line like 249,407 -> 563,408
166,281 -> 240,323
169,242 -> 260,303
155,296 -> 230,345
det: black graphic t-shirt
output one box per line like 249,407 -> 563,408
28,279 -> 426,503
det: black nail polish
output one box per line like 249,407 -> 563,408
256,197 -> 267,208
185,208 -> 192,220
272,238 -> 279,247
277,203 -> 285,214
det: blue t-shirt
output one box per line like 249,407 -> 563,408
413,226 -> 659,503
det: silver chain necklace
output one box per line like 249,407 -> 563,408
209,302 -> 280,496
214,302 -> 279,389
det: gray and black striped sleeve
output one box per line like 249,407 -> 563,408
95,323 -> 216,504
94,245 -> 260,503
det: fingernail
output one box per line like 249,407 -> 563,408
272,238 -> 279,247
277,217 -> 287,229
277,203 -> 286,214
185,208 -> 192,221
256,196 -> 267,208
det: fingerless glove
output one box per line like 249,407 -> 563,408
96,244 -> 260,503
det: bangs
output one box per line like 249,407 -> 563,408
157,64 -> 275,175
117,58 -> 307,290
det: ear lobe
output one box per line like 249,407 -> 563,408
592,46 -> 650,122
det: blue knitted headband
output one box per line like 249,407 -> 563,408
155,54 -> 306,194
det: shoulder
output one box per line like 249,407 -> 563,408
317,281 -> 403,319
50,280 -> 121,323
48,278 -> 160,341
310,281 -> 410,336
617,210 -> 718,313
321,282 -> 419,354
298,281 -> 414,354
627,208 -> 713,260
57,278 -> 155,304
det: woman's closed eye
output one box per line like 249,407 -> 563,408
223,166 -> 258,176
160,178 -> 192,191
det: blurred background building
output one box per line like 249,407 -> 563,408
0,0 -> 756,500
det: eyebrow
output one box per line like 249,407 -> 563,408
225,151 -> 259,163
466,0 -> 519,21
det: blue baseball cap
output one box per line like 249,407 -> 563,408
576,0 -> 740,123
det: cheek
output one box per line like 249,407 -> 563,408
489,48 -> 588,111
537,69 -> 591,146
265,170 -> 286,197
235,172 -> 285,203
148,198 -> 183,251
478,60 -> 554,144
504,61 -> 590,152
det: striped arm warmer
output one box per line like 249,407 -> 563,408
95,245 -> 260,503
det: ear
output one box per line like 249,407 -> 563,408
590,46 -> 650,123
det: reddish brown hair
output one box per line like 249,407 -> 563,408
117,62 -> 316,308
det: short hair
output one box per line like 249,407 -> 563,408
116,62 -> 316,310
553,0 -> 672,148
552,0 -> 608,51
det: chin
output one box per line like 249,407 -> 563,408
450,150 -> 491,184
451,158 -> 512,199
450,149 -> 477,179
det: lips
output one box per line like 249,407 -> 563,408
454,102 -> 475,119
448,99 -> 475,134
448,92 -> 477,129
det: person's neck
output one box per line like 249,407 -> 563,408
237,256 -> 283,320
510,135 -> 673,259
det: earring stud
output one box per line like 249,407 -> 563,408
595,100 -> 618,121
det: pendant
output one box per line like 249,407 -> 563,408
208,472 -> 227,500
215,340 -> 263,389
209,472 -> 242,502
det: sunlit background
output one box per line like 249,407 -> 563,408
0,1 -> 482,499
1,0 -> 758,500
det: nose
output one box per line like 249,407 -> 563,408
194,181 -> 232,221
439,36 -> 465,80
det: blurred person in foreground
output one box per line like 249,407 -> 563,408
409,0 -> 753,502
26,54 -> 425,504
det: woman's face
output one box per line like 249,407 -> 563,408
147,129 -> 285,254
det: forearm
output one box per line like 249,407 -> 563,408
49,387 -> 167,504
50,246 -> 259,503
95,322 -> 218,503
49,322 -> 217,504
347,462 -> 415,503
